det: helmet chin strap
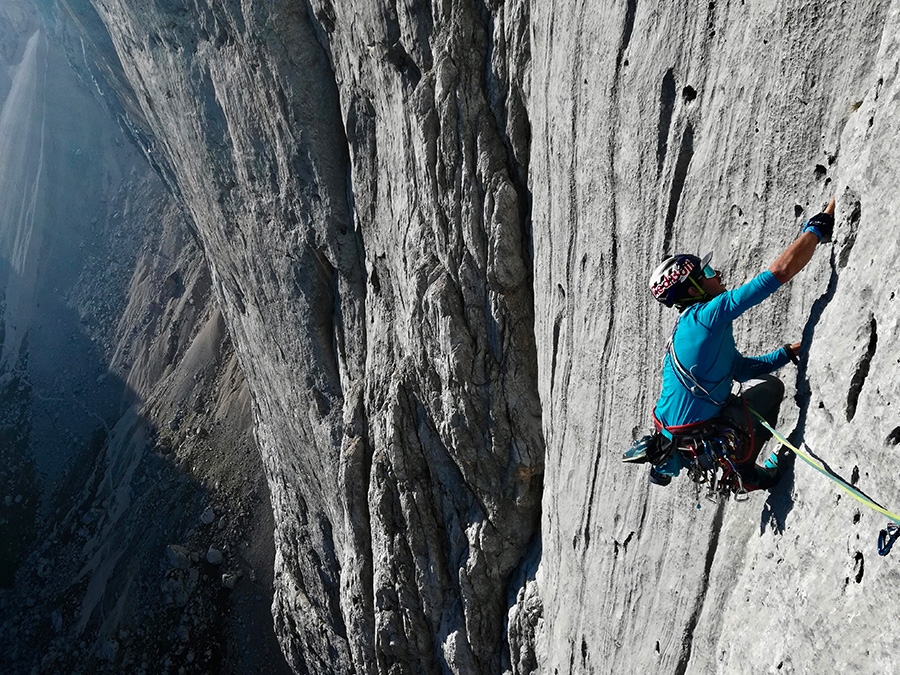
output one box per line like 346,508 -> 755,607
687,275 -> 709,300
674,276 -> 709,308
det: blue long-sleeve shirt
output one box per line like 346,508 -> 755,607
652,271 -> 791,478
654,270 -> 790,429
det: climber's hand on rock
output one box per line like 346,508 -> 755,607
784,341 -> 802,365
803,197 -> 835,242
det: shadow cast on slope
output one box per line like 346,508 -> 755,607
0,267 -> 289,675
0,20 -> 289,671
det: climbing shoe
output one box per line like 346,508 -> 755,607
762,447 -> 781,471
762,445 -> 794,473
762,453 -> 778,471
648,466 -> 672,486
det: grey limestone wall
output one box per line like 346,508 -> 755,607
529,1 -> 900,673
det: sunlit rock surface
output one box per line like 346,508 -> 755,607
7,0 -> 900,672
528,2 -> 900,673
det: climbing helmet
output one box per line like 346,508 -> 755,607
648,252 -> 713,307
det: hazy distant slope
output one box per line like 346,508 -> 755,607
0,3 -> 287,672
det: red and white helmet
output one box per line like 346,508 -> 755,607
648,252 -> 712,307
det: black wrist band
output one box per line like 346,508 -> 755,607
783,343 -> 800,365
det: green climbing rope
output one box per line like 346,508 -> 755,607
751,409 -> 900,525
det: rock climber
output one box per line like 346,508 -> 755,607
643,197 -> 836,493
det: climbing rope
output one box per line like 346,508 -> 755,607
750,410 -> 900,523
750,409 -> 900,555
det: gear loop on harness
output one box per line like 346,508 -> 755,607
656,316 -> 761,502
652,411 -> 754,502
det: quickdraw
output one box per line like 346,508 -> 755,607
878,524 -> 900,557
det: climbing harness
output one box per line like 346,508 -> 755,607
647,413 -> 753,503
632,315 -> 755,502
750,409 -> 900,556
654,321 -> 754,502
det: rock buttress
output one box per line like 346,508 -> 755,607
68,0 -> 543,672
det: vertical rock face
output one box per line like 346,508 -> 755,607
312,2 -> 540,672
529,1 -> 900,673
62,0 -> 542,672
41,0 -> 900,673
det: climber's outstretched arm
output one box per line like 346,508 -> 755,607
769,197 -> 835,284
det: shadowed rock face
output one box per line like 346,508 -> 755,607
0,2 -> 288,672
41,0 -> 900,673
